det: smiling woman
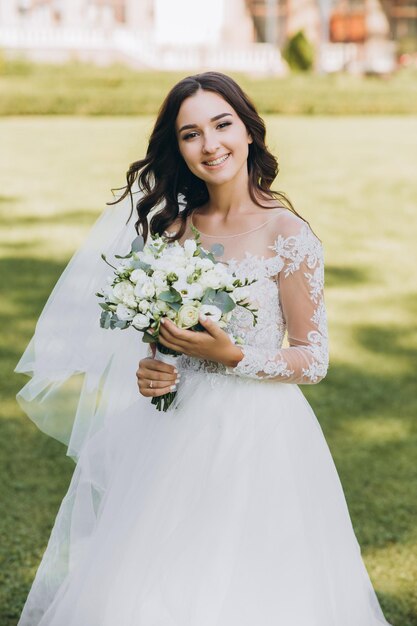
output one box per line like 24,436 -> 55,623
110,70 -> 311,245
176,95 -> 252,185
15,71 -> 394,626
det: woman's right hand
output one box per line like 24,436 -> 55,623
136,351 -> 180,398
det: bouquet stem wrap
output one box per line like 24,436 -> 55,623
152,346 -> 181,412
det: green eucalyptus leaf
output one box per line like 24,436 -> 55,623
131,235 -> 145,252
114,320 -> 129,329
100,310 -> 111,329
158,288 -> 182,303
201,289 -> 235,313
210,243 -> 224,257
167,301 -> 182,311
131,259 -> 151,271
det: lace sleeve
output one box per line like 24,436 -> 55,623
225,220 -> 329,384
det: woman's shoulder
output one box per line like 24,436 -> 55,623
265,209 -> 323,272
264,207 -> 317,243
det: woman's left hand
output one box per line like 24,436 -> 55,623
157,314 -> 243,368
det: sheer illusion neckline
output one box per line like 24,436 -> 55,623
189,208 -> 285,238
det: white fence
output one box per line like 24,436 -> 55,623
0,26 -> 287,75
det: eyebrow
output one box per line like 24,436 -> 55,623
178,112 -> 232,134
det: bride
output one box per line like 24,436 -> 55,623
15,71 -> 393,625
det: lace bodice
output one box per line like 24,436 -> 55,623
159,208 -> 329,385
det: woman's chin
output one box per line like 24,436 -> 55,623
199,170 -> 238,186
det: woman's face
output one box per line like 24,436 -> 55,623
175,89 -> 253,187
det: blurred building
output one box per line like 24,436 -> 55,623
0,0 -> 415,73
0,0 -> 285,74
245,0 -> 415,73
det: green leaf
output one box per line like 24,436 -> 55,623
131,259 -> 151,271
190,222 -> 201,242
201,288 -> 235,313
210,243 -> 224,257
114,252 -> 132,259
114,320 -> 129,329
142,331 -> 156,343
98,302 -> 111,311
100,253 -> 117,270
100,310 -> 111,329
158,288 -> 182,303
131,235 -> 144,252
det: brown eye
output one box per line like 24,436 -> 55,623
183,132 -> 198,141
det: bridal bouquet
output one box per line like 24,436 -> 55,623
96,225 -> 258,411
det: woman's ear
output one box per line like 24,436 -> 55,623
248,133 -> 253,144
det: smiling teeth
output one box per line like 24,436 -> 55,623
204,154 -> 230,166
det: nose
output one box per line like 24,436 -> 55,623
201,131 -> 220,155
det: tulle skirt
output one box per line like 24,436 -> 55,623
18,370 -> 392,626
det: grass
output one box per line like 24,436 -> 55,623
1,115 -> 417,625
1,57 -> 417,115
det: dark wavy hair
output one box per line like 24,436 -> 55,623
109,71 -> 310,242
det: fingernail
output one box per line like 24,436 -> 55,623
170,385 -> 177,391
173,367 -> 178,374
175,377 -> 180,384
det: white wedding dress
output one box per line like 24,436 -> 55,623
15,204 -> 393,626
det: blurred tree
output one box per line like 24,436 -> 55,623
282,29 -> 315,71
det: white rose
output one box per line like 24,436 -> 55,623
177,304 -> 200,329
184,239 -> 197,257
113,281 -> 134,302
186,283 -> 204,300
132,313 -> 151,330
150,301 -> 167,318
123,295 -> 137,308
153,272 -> 168,294
185,262 -> 197,277
116,258 -> 134,273
170,267 -> 188,282
156,299 -> 169,313
223,274 -> 235,288
134,280 -> 155,299
130,269 -> 147,285
138,299 -> 151,313
232,287 -> 250,302
195,257 -> 215,271
199,304 -> 222,322
153,270 -> 167,282
172,279 -> 189,295
116,304 -> 136,320
136,251 -> 154,265
200,270 -> 223,290
101,284 -> 117,301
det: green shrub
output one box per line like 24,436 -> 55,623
282,30 -> 315,72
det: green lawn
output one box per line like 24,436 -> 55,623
1,115 -> 417,625
1,58 -> 417,115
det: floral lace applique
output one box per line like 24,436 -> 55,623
224,223 -> 329,384
156,221 -> 329,386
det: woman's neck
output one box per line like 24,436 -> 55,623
204,166 -> 253,218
